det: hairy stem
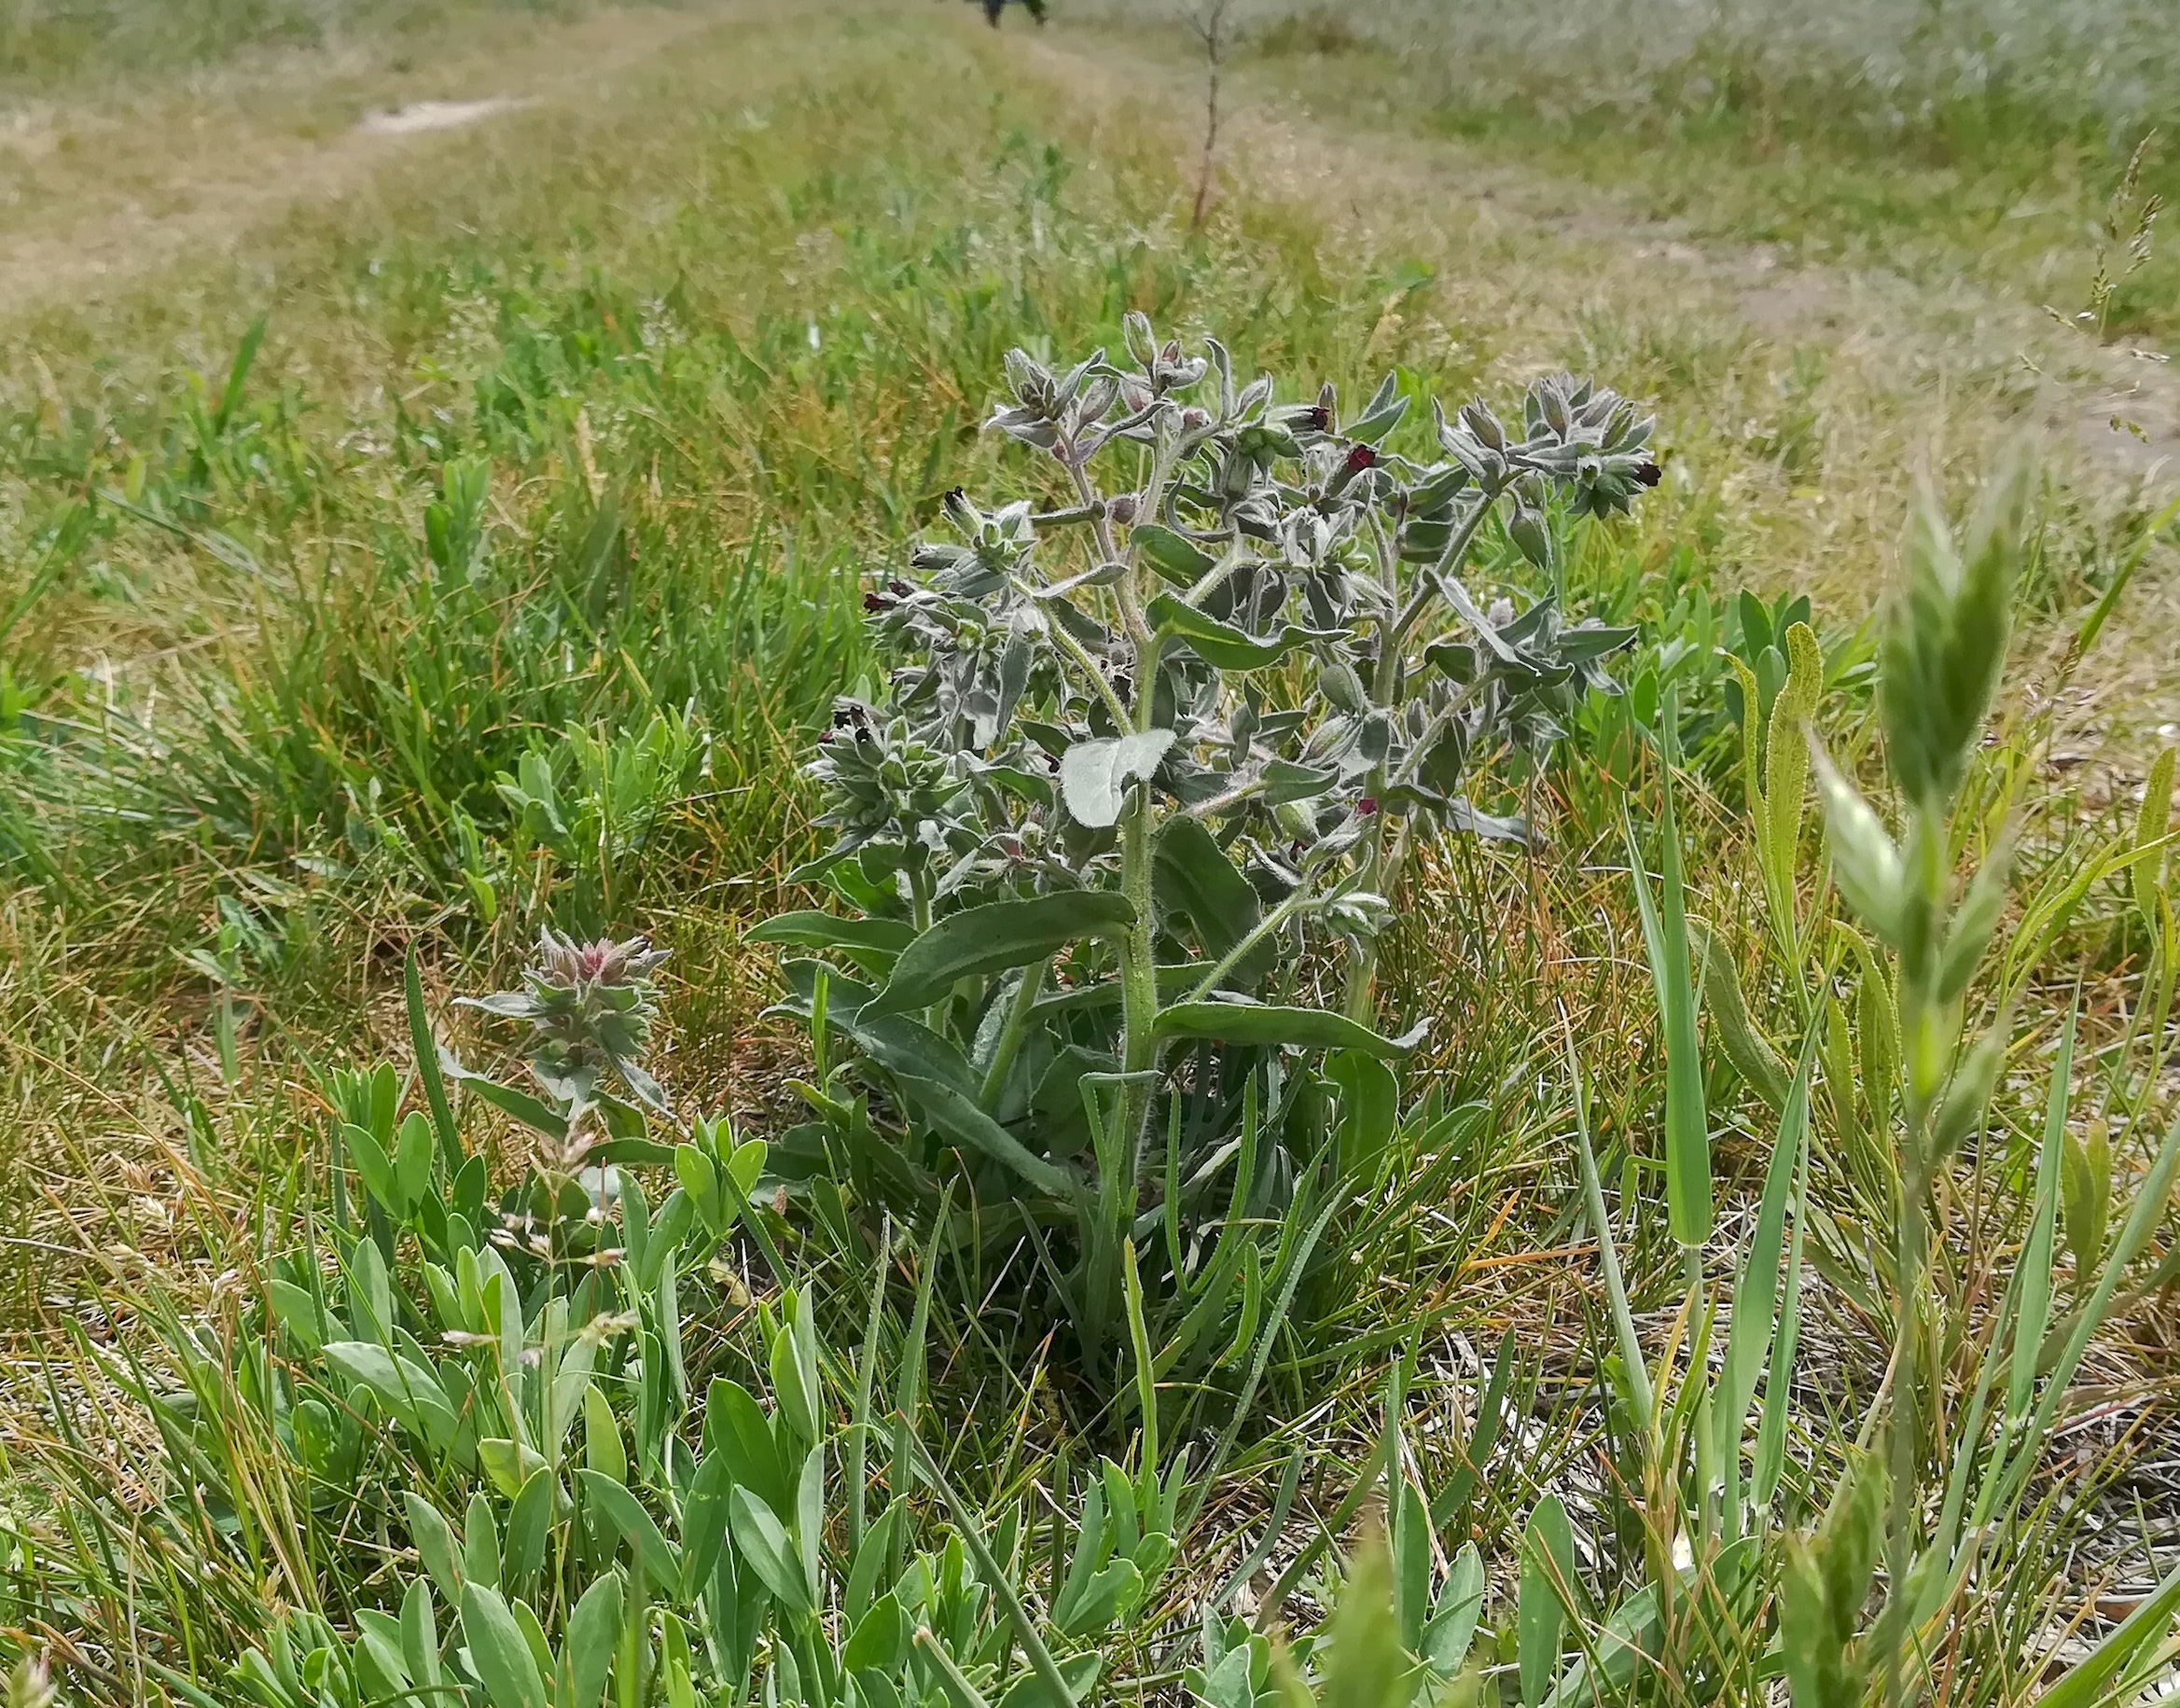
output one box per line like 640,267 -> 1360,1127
1116,789 -> 1161,1210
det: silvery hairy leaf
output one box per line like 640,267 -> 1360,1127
1060,729 -> 1176,829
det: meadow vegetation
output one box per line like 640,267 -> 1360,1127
1,1 -> 2178,1705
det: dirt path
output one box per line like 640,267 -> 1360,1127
0,3 -> 726,322
1019,28 -> 2180,494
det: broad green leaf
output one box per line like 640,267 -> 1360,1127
1060,730 -> 1174,829
1688,920 -> 1788,1112
771,1288 -> 824,1448
454,1072 -> 569,1142
2132,748 -> 2174,927
504,1467 -> 552,1595
344,1121 -> 398,1209
1262,757 -> 1340,804
400,1576 -> 441,1689
997,1656 -> 1103,1708
2062,1120 -> 2111,1277
460,1583 -> 549,1708
405,1493 -> 463,1605
267,1279 -> 326,1353
1132,522 -> 1215,584
325,1341 -> 459,1451
1756,621 -> 1823,939
1146,593 -> 1342,671
393,1111 -> 435,1210
1519,1496 -> 1576,1708
1421,1543 -> 1485,1674
1327,1048 -> 1399,1187
583,1383 -> 626,1484
898,1072 -> 1072,1195
864,893 -> 1136,1018
1392,1479 -> 1429,1654
479,1437 -> 548,1501
1152,1001 -> 1424,1057
1539,1585 -> 1662,1708
586,1137 -> 679,1168
703,1378 -> 792,1516
465,1493 -> 500,1592
575,1469 -> 681,1584
563,1573 -> 622,1707
1154,816 -> 1265,978
681,1452 -> 733,1600
1053,1559 -> 1143,1638
728,1485 -> 814,1614
844,1591 -> 909,1673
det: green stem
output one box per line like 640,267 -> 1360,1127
1185,883 -> 1312,1004
1879,1147 -> 1929,1708
1384,490 -> 1497,655
1116,790 -> 1161,1198
978,959 -> 1048,1111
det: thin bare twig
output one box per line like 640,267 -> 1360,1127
1185,0 -> 1231,230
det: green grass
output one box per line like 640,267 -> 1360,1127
2,2 -> 2179,1704
1193,0 -> 2180,350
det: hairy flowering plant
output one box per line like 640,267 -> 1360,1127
755,318 -> 1657,1396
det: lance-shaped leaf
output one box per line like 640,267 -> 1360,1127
1519,1496 -> 1576,1708
729,1485 -> 816,1615
897,1074 -> 1073,1196
1152,1001 -> 1425,1057
1146,593 -> 1344,671
562,1576 -> 621,1708
864,892 -> 1135,1018
1625,792 -> 1712,1248
1061,730 -> 1176,829
575,1469 -> 681,1586
460,1583 -> 549,1708
745,911 -> 918,979
1688,919 -> 1789,1111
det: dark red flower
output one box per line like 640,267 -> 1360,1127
1635,461 -> 1663,487
1343,444 -> 1377,475
1356,797 -> 1379,816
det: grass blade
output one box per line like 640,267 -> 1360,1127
1625,782 -> 1712,1247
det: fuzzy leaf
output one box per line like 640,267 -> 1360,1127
1152,1001 -> 1424,1057
1132,523 -> 1215,585
864,893 -> 1136,1018
1060,730 -> 1175,828
1147,594 -> 1343,671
